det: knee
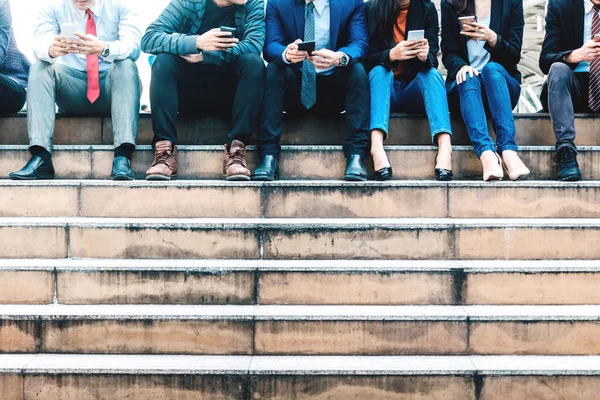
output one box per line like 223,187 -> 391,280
28,61 -> 55,82
480,62 -> 505,81
416,68 -> 444,86
369,65 -> 393,84
457,74 -> 482,93
110,59 -> 139,79
152,53 -> 181,79
237,53 -> 265,79
548,62 -> 573,83
349,62 -> 368,86
266,61 -> 287,79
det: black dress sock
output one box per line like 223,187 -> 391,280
114,143 -> 135,160
30,146 -> 51,163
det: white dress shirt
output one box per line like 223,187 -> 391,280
283,0 -> 337,74
34,0 -> 141,73
574,0 -> 598,73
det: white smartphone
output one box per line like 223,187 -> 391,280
60,22 -> 79,41
406,30 -> 425,42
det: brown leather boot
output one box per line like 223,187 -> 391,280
223,140 -> 251,181
146,140 -> 177,181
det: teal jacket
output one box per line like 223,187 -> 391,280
141,0 -> 265,66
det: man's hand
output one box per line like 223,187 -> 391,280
196,28 -> 238,52
48,35 -> 74,58
181,54 -> 204,63
416,39 -> 429,62
72,32 -> 106,55
310,49 -> 343,69
284,39 -> 308,63
460,22 -> 498,47
456,65 -> 479,85
566,40 -> 600,64
389,40 -> 422,62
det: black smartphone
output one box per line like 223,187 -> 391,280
220,26 -> 236,37
459,16 -> 477,31
297,41 -> 316,53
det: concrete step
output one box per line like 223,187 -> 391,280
1,145 -> 599,180
4,259 -> 600,306
1,113 -> 598,146
2,180 -> 600,219
2,354 -> 600,400
2,305 -> 600,356
1,217 -> 600,260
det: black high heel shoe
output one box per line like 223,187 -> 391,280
370,166 -> 393,181
434,155 -> 453,181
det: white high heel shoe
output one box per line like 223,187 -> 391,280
483,152 -> 504,181
502,151 -> 531,181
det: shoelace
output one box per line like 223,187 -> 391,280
152,151 -> 174,167
555,149 -> 576,166
228,149 -> 247,167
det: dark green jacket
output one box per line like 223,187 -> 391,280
141,0 -> 265,66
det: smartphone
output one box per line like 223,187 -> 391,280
220,26 -> 236,37
60,22 -> 79,41
594,34 -> 600,42
459,16 -> 477,31
406,30 -> 425,42
297,41 -> 316,53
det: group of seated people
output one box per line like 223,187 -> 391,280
0,0 -> 595,182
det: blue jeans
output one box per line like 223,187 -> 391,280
369,65 -> 452,144
447,62 -> 521,158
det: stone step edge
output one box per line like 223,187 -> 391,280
1,258 -> 599,273
2,304 -> 600,322
1,144 -> 599,152
2,179 -> 600,189
2,217 -> 600,229
2,354 -> 600,376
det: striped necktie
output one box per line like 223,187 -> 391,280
301,1 -> 317,110
589,5 -> 600,111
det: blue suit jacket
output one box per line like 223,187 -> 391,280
264,0 -> 368,66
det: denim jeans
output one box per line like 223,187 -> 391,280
369,65 -> 452,144
447,62 -> 520,158
27,59 -> 141,153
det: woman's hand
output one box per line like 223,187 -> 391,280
389,40 -> 422,61
460,22 -> 498,48
416,39 -> 430,62
456,65 -> 479,85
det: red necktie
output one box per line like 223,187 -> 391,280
589,5 -> 600,111
86,9 -> 100,104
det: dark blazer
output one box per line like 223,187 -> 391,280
539,0 -> 585,75
365,0 -> 439,79
263,0 -> 368,66
440,0 -> 524,87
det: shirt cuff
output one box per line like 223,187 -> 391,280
282,49 -> 292,64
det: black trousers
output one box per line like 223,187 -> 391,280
0,73 -> 26,115
257,62 -> 370,158
541,62 -> 591,151
150,53 -> 266,146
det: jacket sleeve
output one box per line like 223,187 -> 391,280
0,0 -> 12,63
484,0 -> 523,66
410,1 -> 440,71
365,1 -> 394,70
440,0 -> 467,78
141,0 -> 199,56
337,0 -> 369,63
203,0 -> 265,66
539,0 -> 574,74
264,0 -> 289,63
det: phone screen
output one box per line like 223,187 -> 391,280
60,23 -> 78,41
298,41 -> 316,53
406,30 -> 425,42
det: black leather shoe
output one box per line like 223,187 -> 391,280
435,168 -> 453,181
111,156 -> 135,181
370,166 -> 393,181
343,155 -> 367,181
9,156 -> 55,180
252,155 -> 279,181
555,147 -> 582,181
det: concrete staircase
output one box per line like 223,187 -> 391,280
2,114 -> 600,399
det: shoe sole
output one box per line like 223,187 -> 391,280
343,175 -> 368,182
226,175 -> 251,181
9,175 -> 54,181
146,174 -> 176,181
112,175 -> 135,181
559,175 -> 582,182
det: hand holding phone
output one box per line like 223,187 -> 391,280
297,41 -> 316,53
594,34 -> 600,43
196,28 -> 239,52
459,16 -> 477,32
220,26 -> 236,38
406,30 -> 425,42
60,22 -> 79,41
285,39 -> 309,63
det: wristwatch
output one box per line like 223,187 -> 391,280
339,53 -> 349,67
101,44 -> 110,58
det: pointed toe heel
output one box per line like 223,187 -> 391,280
370,166 -> 393,181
